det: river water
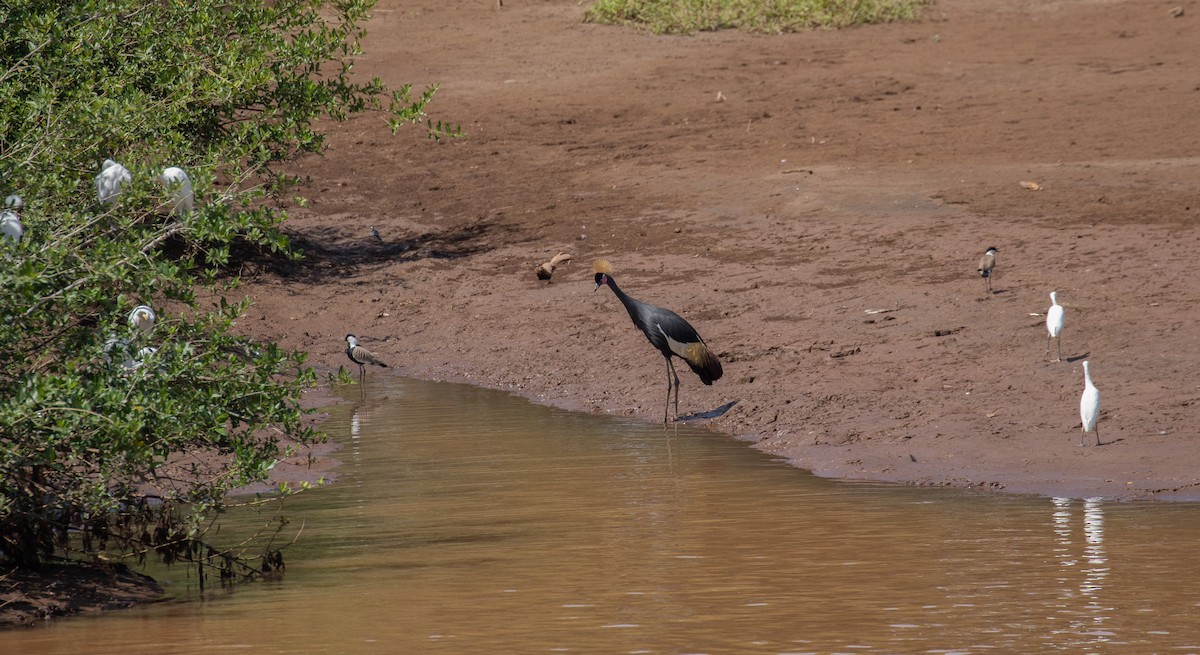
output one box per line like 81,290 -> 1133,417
8,377 -> 1200,653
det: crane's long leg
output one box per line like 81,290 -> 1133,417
1079,427 -> 1086,447
1094,424 -> 1102,447
667,357 -> 681,421
662,355 -> 672,424
1056,335 -> 1062,363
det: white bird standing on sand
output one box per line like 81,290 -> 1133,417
1080,360 -> 1102,447
1046,291 -> 1065,362
345,334 -> 388,382
96,159 -> 132,205
1,196 -> 23,246
128,305 -> 157,333
157,166 -> 194,216
977,246 -> 997,294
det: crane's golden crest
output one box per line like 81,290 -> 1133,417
592,259 -> 614,275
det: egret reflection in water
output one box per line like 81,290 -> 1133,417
1051,497 -> 1112,647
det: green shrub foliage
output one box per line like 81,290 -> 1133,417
0,0 -> 442,571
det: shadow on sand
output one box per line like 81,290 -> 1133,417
678,400 -> 738,422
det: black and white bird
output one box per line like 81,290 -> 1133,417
345,334 -> 388,382
977,246 -> 997,294
1046,291 -> 1065,362
96,159 -> 131,205
593,259 -> 723,423
370,226 -> 383,242
157,166 -> 194,216
1079,360 -> 1101,447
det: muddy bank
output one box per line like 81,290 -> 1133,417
230,0 -> 1200,501
0,563 -> 163,628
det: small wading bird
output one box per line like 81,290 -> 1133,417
977,246 -> 998,294
345,334 -> 388,382
157,166 -> 194,216
370,226 -> 383,242
593,259 -> 723,423
1046,291 -> 1065,362
536,252 -> 572,282
128,305 -> 157,333
1079,360 -> 1102,447
96,159 -> 131,205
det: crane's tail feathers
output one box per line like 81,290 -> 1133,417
683,343 -> 723,385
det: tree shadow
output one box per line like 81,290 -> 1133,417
225,216 -> 530,283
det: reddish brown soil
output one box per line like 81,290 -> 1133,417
236,0 -> 1200,501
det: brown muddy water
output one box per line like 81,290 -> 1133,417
8,377 -> 1200,653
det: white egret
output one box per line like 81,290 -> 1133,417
1,195 -> 22,245
1046,291 -> 1065,362
128,305 -> 157,333
1079,360 -> 1102,447
977,246 -> 997,294
0,210 -> 21,246
96,159 -> 132,205
157,166 -> 194,216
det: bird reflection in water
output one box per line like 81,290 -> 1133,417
1051,497 -> 1112,645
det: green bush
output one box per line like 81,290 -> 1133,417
584,0 -> 927,34
0,0 -> 447,574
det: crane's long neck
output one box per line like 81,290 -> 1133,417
604,276 -> 644,324
1083,363 -> 1093,386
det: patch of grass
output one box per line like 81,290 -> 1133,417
584,0 -> 928,34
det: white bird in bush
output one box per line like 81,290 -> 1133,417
96,159 -> 132,205
1,198 -> 22,246
1046,291 -> 1065,362
128,305 -> 157,333
1079,360 -> 1102,447
157,166 -> 194,216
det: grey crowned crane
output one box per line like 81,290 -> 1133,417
345,334 -> 388,382
977,246 -> 997,294
593,259 -> 723,423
